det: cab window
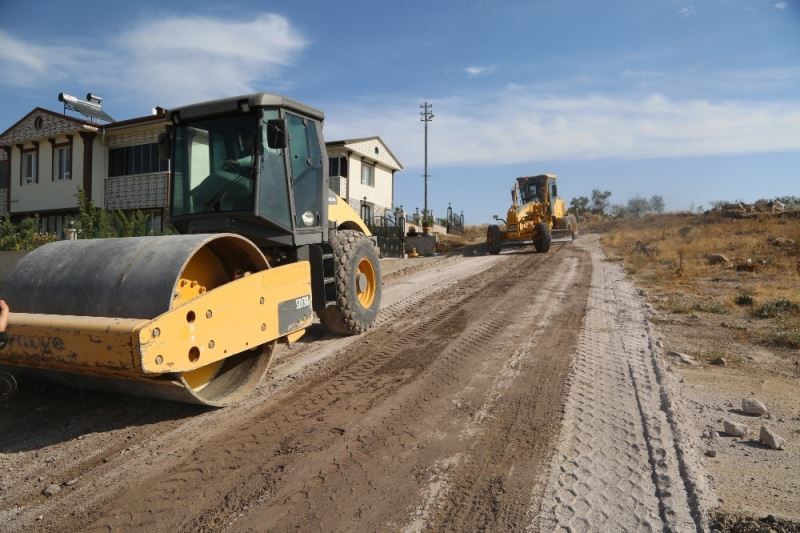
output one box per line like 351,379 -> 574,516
287,113 -> 323,228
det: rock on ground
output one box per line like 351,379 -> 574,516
759,426 -> 785,450
705,253 -> 730,265
741,398 -> 768,416
722,419 -> 748,437
42,484 -> 60,497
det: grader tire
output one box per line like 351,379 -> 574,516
533,222 -> 552,253
319,230 -> 382,335
487,225 -> 503,255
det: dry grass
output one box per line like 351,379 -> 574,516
435,225 -> 488,253
599,213 -> 800,353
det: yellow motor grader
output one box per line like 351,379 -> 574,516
486,174 -> 577,254
0,93 -> 382,406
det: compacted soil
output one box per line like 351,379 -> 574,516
0,242 -> 592,531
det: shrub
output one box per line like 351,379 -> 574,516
754,299 -> 799,318
772,329 -> 800,348
735,295 -> 754,306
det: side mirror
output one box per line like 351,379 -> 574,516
157,131 -> 172,160
493,214 -> 499,220
266,119 -> 287,149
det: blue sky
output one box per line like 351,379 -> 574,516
1,0 -> 798,222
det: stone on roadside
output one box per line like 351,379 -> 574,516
759,425 -> 785,450
42,484 -> 60,497
741,398 -> 768,416
722,419 -> 748,437
667,351 -> 698,365
709,357 -> 727,366
705,253 -> 730,265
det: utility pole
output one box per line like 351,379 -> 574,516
420,102 -> 434,223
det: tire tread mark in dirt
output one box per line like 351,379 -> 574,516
66,248 -> 567,532
182,251 -> 562,532
420,254 -> 590,532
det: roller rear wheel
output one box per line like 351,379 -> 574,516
319,230 -> 382,335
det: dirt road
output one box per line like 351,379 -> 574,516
0,243 -> 591,531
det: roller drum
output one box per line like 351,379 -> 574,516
1,233 -> 275,406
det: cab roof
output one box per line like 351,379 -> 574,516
167,93 -> 325,123
516,174 -> 557,187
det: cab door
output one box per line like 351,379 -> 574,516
286,113 -> 325,238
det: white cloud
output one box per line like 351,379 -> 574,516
678,6 -> 696,17
465,66 -> 494,77
774,2 -> 787,9
0,13 -> 307,107
323,88 -> 800,168
0,32 -> 101,87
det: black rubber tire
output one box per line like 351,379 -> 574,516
319,230 -> 382,335
533,221 -> 552,253
486,224 -> 503,255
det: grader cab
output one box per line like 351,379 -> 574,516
0,93 -> 382,406
486,174 -> 577,255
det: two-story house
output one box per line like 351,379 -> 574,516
0,107 -> 168,236
325,136 -> 403,224
0,107 -> 403,236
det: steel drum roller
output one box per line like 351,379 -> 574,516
1,234 -> 275,406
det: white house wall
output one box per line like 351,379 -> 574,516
346,156 -> 393,215
10,134 -> 87,213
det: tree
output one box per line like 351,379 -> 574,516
590,190 -> 612,214
569,196 -> 590,215
609,204 -> 627,218
649,195 -> 665,213
626,196 -> 651,218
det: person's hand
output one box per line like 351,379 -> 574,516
0,299 -> 9,333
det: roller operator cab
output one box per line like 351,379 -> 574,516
0,93 -> 381,406
486,174 -> 578,255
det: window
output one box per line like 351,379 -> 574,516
361,163 -> 374,187
22,151 -> 37,185
54,145 -> 71,180
109,143 -> 169,177
258,109 -> 292,228
287,113 -> 323,228
329,156 -> 348,178
0,151 -> 9,188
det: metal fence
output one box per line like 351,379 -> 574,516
366,212 -> 406,258
446,203 -> 465,235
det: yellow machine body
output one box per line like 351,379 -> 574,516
487,174 -> 577,254
3,263 -> 312,378
502,174 -> 571,241
0,93 -> 383,407
328,193 -> 372,234
0,233 -> 318,406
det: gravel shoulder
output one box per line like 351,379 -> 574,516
538,234 -> 713,532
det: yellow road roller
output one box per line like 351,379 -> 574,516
0,93 -> 381,406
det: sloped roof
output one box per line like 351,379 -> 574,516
326,136 -> 404,170
0,107 -> 98,145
